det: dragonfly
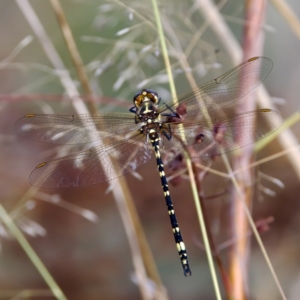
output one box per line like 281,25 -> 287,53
15,56 -> 283,276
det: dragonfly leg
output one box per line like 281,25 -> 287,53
129,106 -> 137,114
162,124 -> 172,141
129,106 -> 140,124
161,103 -> 177,117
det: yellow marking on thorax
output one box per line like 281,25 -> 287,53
25,114 -> 36,118
143,101 -> 152,113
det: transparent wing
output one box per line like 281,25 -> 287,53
159,57 -> 273,116
162,109 -> 283,159
29,132 -> 151,188
15,113 -> 137,144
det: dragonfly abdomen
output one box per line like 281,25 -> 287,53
150,135 -> 191,276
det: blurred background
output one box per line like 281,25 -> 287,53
0,0 -> 300,299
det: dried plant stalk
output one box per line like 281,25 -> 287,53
230,1 -> 266,299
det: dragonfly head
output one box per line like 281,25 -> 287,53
133,89 -> 161,109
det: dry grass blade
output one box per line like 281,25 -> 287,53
229,1 -> 267,299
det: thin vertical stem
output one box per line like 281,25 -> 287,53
151,0 -> 222,298
230,1 -> 266,299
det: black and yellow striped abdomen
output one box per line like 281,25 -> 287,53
150,135 -> 191,276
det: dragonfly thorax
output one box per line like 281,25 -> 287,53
131,89 -> 164,139
139,112 -> 162,137
136,91 -> 162,131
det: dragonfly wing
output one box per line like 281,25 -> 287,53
159,57 -> 273,117
29,132 -> 151,188
15,113 -> 137,144
164,109 -> 282,159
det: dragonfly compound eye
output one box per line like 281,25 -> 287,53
133,93 -> 144,107
133,89 -> 160,107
